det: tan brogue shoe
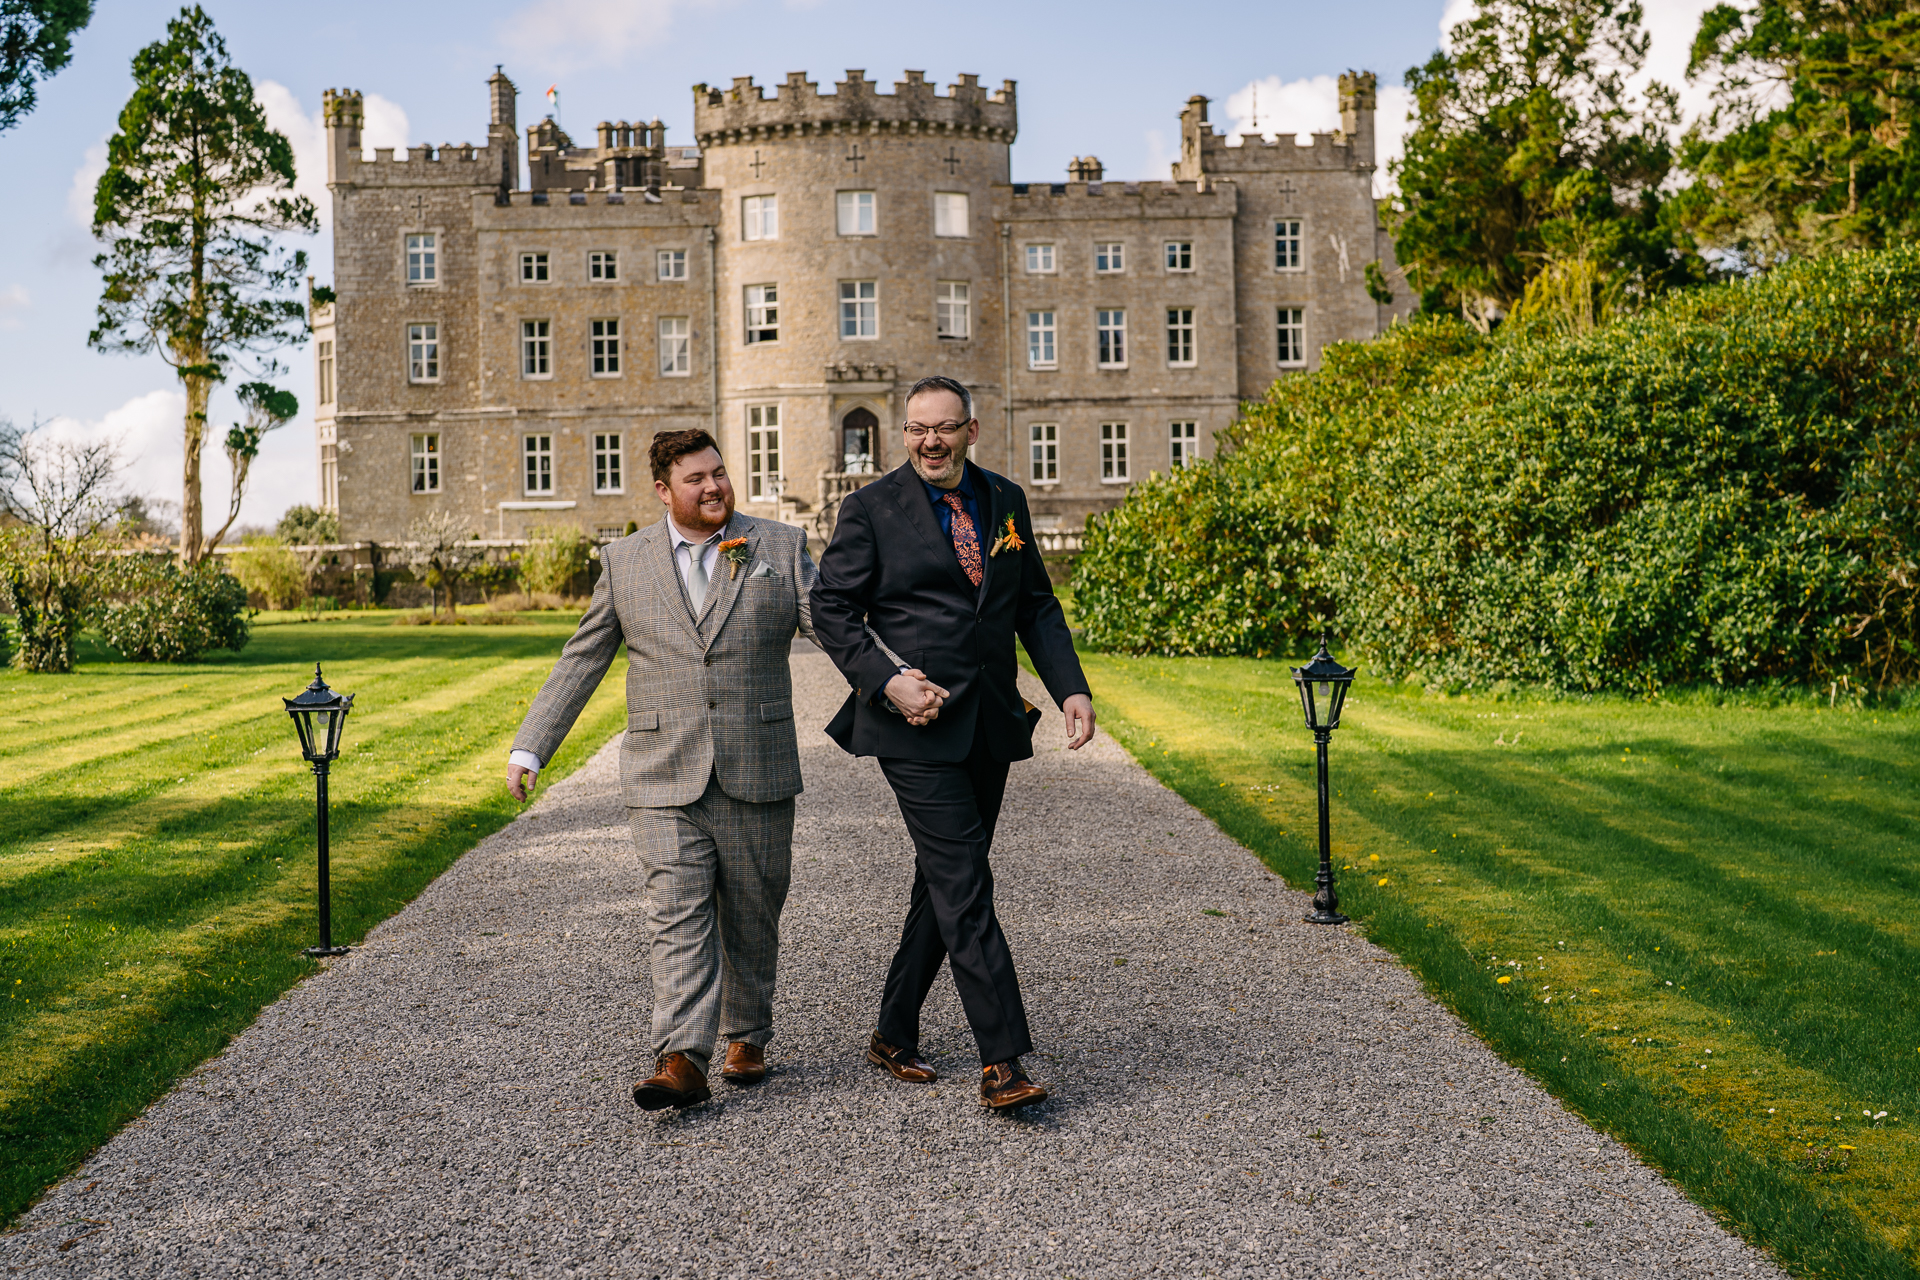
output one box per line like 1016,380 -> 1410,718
630,1052 -> 711,1111
866,1032 -> 937,1083
719,1041 -> 766,1085
980,1059 -> 1048,1112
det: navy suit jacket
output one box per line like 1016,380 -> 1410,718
811,461 -> 1090,763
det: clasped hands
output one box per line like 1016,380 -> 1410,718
885,671 -> 1096,750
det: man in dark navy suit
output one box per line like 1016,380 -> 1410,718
811,374 -> 1095,1113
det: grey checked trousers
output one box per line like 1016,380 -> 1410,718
628,777 -> 794,1076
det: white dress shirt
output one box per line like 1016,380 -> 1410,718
509,519 -> 726,777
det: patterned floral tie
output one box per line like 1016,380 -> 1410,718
941,492 -> 984,587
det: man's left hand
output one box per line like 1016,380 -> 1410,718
1063,694 -> 1095,750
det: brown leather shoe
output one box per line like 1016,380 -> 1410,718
630,1052 -> 711,1111
718,1041 -> 766,1085
980,1059 -> 1048,1111
866,1032 -> 937,1083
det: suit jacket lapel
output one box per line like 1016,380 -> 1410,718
975,465 -> 1004,603
697,512 -> 749,639
884,464 -> 977,598
643,517 -> 703,648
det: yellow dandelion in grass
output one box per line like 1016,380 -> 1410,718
1497,976 -> 1512,985
1378,877 -> 1389,886
1590,989 -> 1600,994
1369,854 -> 1380,862
1840,1145 -> 1857,1151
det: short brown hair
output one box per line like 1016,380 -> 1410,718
649,429 -> 721,485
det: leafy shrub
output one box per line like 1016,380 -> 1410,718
97,560 -> 250,662
1073,317 -> 1484,655
518,525 -> 589,598
1334,247 -> 1920,690
228,535 -> 308,610
1075,247 -> 1920,690
277,504 -> 340,545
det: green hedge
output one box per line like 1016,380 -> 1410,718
1072,247 -> 1920,689
1073,317 -> 1484,656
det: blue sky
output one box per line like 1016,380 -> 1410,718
0,0 -> 1710,533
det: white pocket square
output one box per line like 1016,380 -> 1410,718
749,561 -> 780,578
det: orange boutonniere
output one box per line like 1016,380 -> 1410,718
719,537 -> 751,579
989,514 -> 1024,557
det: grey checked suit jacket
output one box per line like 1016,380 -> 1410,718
510,511 -> 816,808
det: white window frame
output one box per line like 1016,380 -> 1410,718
590,317 -> 621,377
836,190 -> 876,236
1024,243 -> 1056,274
519,251 -> 550,283
1170,420 -> 1198,468
1165,241 -> 1194,272
1094,242 -> 1126,274
407,322 -> 439,383
1029,422 -> 1058,485
743,194 -> 779,241
588,250 -> 618,281
1166,307 -> 1196,367
746,404 -> 781,501
657,249 -> 687,281
410,432 -> 440,493
405,232 -> 437,285
1278,306 -> 1307,367
521,319 -> 552,378
317,339 -> 334,405
1096,309 -> 1127,368
935,281 -> 970,340
1275,219 -> 1305,272
593,432 -> 624,494
1026,310 -> 1056,369
839,280 -> 878,340
933,191 -> 969,238
1100,422 -> 1130,483
744,283 -> 778,344
658,315 -> 690,376
523,433 -> 554,495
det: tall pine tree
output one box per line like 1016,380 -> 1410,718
1679,0 -> 1920,259
1388,0 -> 1691,329
87,5 -> 316,563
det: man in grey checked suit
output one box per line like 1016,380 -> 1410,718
506,428 -> 816,1110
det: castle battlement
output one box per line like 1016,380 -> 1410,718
692,70 -> 1017,146
1173,72 -> 1377,180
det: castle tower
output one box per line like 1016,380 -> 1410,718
322,88 -> 363,185
1338,71 -> 1377,172
691,70 -> 1019,503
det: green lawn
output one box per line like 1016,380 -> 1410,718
0,611 -> 624,1224
1080,653 -> 1920,1280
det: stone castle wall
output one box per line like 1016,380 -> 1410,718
317,68 -> 1410,545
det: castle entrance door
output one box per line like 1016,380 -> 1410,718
841,406 -> 878,474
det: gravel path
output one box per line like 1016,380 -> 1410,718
1,648 -> 1782,1278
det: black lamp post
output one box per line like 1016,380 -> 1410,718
284,663 -> 355,958
1291,635 -> 1358,926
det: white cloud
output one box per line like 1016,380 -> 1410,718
1221,75 -> 1416,198
500,0 -> 718,70
1143,129 -> 1179,180
40,386 -> 317,536
68,139 -> 108,229
361,93 -> 411,159
0,284 -> 27,331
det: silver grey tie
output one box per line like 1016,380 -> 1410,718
686,537 -> 714,611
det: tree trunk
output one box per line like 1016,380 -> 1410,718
180,367 -> 211,564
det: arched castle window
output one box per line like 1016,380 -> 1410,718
841,407 -> 878,475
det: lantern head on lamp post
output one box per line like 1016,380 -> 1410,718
284,663 -> 354,958
1292,635 -> 1358,926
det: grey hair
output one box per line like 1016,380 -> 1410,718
905,374 -> 973,422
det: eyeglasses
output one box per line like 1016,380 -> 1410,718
903,421 -> 971,441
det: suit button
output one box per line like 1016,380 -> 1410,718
704,655 -> 713,665
708,699 -> 717,708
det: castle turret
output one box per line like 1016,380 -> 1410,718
1066,155 -> 1103,182
323,88 -> 363,184
691,69 -> 1017,145
488,67 -> 519,193
1339,70 -> 1377,170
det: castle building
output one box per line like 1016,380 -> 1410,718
313,68 -> 1409,544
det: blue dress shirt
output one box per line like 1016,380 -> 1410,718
922,464 -> 984,573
